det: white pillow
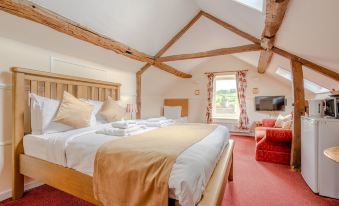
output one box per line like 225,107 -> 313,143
164,106 -> 182,120
80,99 -> 106,124
30,93 -> 73,134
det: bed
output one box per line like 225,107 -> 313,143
12,67 -> 234,206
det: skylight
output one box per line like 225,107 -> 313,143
276,67 -> 330,94
233,0 -> 264,12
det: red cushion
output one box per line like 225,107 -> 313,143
266,129 -> 292,142
262,119 -> 276,127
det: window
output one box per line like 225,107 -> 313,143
275,67 -> 330,94
233,0 -> 264,12
213,74 -> 240,120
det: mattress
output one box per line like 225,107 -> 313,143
23,123 -> 229,206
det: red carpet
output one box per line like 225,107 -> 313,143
1,135 -> 338,206
222,135 -> 339,206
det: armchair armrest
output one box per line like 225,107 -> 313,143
262,119 -> 276,127
266,128 -> 292,142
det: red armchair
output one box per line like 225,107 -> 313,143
255,119 -> 292,165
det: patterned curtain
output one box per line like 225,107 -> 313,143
236,71 -> 249,129
206,73 -> 215,124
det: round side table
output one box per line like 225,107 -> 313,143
324,147 -> 339,163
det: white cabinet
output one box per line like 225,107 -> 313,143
301,117 -> 339,199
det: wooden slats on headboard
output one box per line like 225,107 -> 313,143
12,68 -> 120,135
164,98 -> 189,117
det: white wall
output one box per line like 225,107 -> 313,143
0,36 -> 137,200
163,55 -> 314,127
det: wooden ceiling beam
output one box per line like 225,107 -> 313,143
257,0 -> 290,73
152,62 -> 192,78
257,50 -> 273,74
273,47 -> 339,82
263,0 -> 290,38
0,0 -> 154,64
157,44 -> 262,62
137,11 -> 203,76
201,11 -> 260,44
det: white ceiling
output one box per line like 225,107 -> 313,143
30,0 -> 200,56
3,0 -> 338,92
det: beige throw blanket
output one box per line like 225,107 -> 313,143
93,124 -> 218,206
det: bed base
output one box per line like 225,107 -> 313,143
17,140 -> 234,206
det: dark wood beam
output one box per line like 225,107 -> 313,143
137,11 -> 203,76
290,59 -> 305,169
273,47 -> 339,82
0,0 -> 155,64
157,44 -> 262,62
257,0 -> 290,73
201,11 -> 260,44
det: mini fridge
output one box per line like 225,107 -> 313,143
301,117 -> 339,199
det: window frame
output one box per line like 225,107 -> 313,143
212,73 -> 240,120
232,0 -> 265,13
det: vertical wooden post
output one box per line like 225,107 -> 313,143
290,59 -> 305,169
12,72 -> 25,199
136,72 -> 142,119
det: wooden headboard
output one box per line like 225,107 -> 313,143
12,67 -> 121,191
164,98 -> 189,117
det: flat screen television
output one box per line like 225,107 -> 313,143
255,96 -> 286,111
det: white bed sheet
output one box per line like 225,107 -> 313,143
23,123 -> 229,206
175,116 -> 188,123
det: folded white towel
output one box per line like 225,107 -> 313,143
111,121 -> 136,129
147,117 -> 167,122
97,125 -> 142,136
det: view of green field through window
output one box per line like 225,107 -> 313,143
213,75 -> 239,119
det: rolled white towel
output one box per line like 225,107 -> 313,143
111,121 -> 136,129
147,117 -> 167,122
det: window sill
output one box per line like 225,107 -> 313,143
212,118 -> 238,124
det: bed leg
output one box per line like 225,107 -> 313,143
12,158 -> 24,200
12,150 -> 24,199
228,154 -> 233,181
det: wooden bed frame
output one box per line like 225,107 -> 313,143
12,67 -> 234,206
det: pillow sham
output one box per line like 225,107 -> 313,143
274,114 -> 292,128
99,96 -> 125,122
80,99 -> 106,124
164,106 -> 182,120
53,92 -> 94,128
282,120 -> 292,129
30,93 -> 73,135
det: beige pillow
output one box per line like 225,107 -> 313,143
274,114 -> 285,128
282,120 -> 292,129
99,96 -> 125,122
275,114 -> 292,128
53,91 -> 94,128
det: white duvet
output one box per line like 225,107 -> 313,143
23,123 -> 229,206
